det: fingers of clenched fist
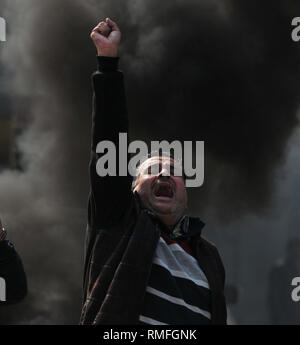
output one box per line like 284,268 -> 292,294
90,18 -> 121,57
96,21 -> 111,38
91,18 -> 120,40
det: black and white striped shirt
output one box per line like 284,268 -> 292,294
139,233 -> 211,325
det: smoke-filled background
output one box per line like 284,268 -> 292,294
0,0 -> 300,324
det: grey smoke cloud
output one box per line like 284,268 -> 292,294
0,0 -> 299,324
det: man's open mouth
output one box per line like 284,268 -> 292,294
153,181 -> 174,199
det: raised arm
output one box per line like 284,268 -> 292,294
89,18 -> 132,229
85,19 -> 133,266
83,19 -> 133,300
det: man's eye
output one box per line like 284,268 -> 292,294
171,165 -> 184,177
141,162 -> 182,176
148,163 -> 161,175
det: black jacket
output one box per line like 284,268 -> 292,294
0,240 -> 27,304
80,57 -> 227,324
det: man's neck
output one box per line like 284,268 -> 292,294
134,192 -> 183,229
156,213 -> 182,230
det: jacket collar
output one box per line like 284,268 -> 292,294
133,191 -> 205,240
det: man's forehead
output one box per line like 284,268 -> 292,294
140,156 -> 175,169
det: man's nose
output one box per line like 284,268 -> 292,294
158,167 -> 170,177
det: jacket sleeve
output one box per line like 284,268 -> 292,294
198,237 -> 227,324
83,57 -> 133,300
0,240 -> 27,305
213,245 -> 226,290
88,57 -> 132,231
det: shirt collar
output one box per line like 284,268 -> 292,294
142,207 -> 204,240
170,215 -> 205,240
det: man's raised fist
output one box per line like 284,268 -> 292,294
90,18 -> 121,57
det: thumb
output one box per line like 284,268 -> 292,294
90,29 -> 109,43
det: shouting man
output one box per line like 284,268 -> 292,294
80,18 -> 227,325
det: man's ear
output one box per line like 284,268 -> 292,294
133,175 -> 140,192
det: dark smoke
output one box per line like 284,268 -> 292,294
121,0 -> 300,220
0,0 -> 300,324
